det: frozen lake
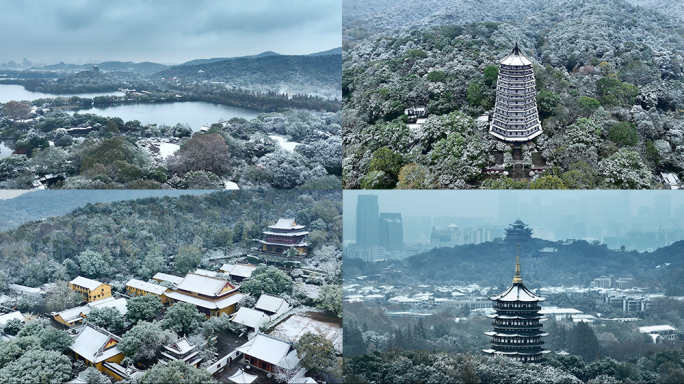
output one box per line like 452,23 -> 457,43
0,84 -> 122,103
70,102 -> 261,132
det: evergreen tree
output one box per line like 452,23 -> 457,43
569,322 -> 600,362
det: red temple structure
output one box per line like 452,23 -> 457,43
256,218 -> 309,256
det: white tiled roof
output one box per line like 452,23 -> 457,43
0,311 -> 24,326
153,273 -> 184,285
236,333 -> 299,369
126,279 -> 167,296
255,294 -> 288,314
230,264 -> 257,279
490,283 -> 545,302
176,274 -> 235,297
165,291 -> 243,310
70,325 -> 121,363
193,269 -> 218,278
70,276 -> 104,291
500,44 -> 533,66
268,218 -> 305,230
231,307 -> 269,329
639,325 -> 676,333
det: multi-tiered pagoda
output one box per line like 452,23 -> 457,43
504,219 -> 533,242
256,218 -> 309,256
483,248 -> 549,363
489,43 -> 542,142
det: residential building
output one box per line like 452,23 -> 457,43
638,325 -> 678,342
593,276 -> 612,288
70,276 -> 111,303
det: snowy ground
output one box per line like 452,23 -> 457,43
269,312 -> 342,353
224,181 -> 239,190
268,134 -> 300,152
158,142 -> 180,158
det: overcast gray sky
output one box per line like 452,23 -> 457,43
0,0 -> 341,64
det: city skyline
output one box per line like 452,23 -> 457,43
344,191 -> 684,251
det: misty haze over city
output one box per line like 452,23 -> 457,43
344,190 -> 684,252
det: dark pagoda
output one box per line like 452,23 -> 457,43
483,247 -> 549,363
489,43 -> 542,142
504,219 -> 532,242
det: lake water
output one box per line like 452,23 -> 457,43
0,84 -> 261,131
0,142 -> 12,158
69,102 -> 261,131
0,84 -> 122,103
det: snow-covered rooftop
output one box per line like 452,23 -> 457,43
490,283 -> 545,302
231,307 -> 269,329
165,291 -> 243,310
500,43 -> 533,66
0,311 -> 24,326
269,313 -> 342,352
153,273 -> 184,285
638,325 -> 676,333
236,333 -> 299,369
126,279 -> 167,296
255,294 -> 288,314
176,273 -> 236,297
230,264 -> 257,279
193,269 -> 219,278
70,276 -> 105,291
268,218 -> 305,230
70,325 -> 121,363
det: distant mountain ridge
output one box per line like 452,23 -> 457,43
179,47 -> 343,66
153,54 -> 342,92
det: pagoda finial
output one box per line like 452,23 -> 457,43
513,244 -> 523,284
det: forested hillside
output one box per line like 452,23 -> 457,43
0,189 -> 342,288
0,190 -> 211,231
154,54 -> 342,99
344,239 -> 684,294
343,0 -> 684,189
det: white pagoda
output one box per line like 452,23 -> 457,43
489,43 -> 542,142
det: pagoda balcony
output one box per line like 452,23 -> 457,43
493,303 -> 542,310
492,322 -> 543,328
489,342 -> 546,350
492,122 -> 540,130
494,110 -> 537,118
500,65 -> 533,71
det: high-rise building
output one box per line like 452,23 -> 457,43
484,249 -> 550,363
489,43 -> 542,142
379,213 -> 404,252
356,195 -> 379,247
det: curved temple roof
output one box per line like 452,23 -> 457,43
490,283 -> 545,302
500,42 -> 533,66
